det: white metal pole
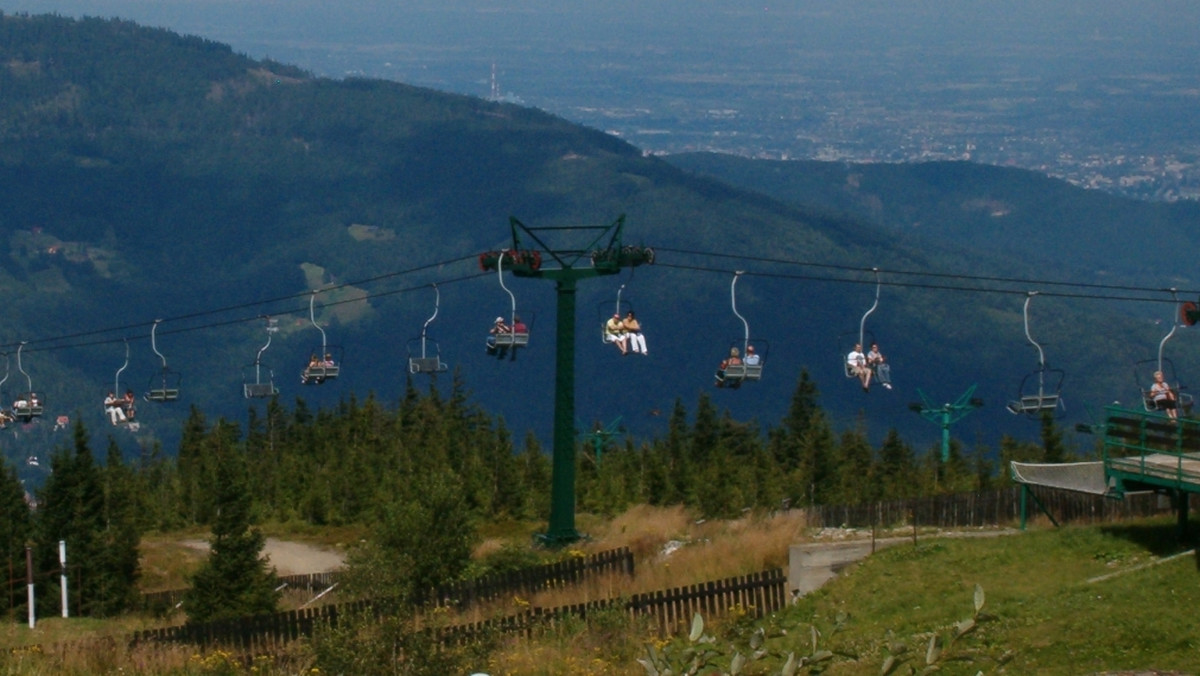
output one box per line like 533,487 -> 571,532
59,540 -> 68,618
25,546 -> 34,629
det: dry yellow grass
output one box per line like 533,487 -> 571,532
4,505 -> 817,674
481,505 -> 816,675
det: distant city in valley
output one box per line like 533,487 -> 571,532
23,1 -> 1200,201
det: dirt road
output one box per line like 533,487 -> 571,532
181,538 -> 346,577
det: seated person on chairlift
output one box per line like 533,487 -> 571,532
323,353 -> 336,367
718,347 -> 744,389
715,358 -> 729,387
623,311 -> 648,355
847,343 -> 872,392
1150,370 -> 1178,420
123,389 -> 137,420
487,316 -> 511,356
604,313 -> 629,355
302,354 -> 323,384
512,315 -> 528,336
867,342 -> 892,390
105,391 -> 127,425
743,344 -> 760,366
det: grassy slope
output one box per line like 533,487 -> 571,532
2,508 -> 1197,675
484,511 -> 1200,675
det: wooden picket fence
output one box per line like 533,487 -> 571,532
129,568 -> 788,654
804,485 -> 1185,531
140,547 -> 634,613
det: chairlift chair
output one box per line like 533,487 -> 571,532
108,339 -> 138,426
408,284 -> 448,375
1135,357 -> 1193,415
302,291 -> 343,385
244,317 -> 280,398
13,343 -> 44,422
488,251 -> 531,356
1133,291 -> 1194,415
598,284 -> 635,345
1005,293 -> 1066,416
145,319 -> 181,402
717,272 -> 766,387
841,269 -> 890,388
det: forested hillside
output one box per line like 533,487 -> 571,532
666,152 -> 1200,285
0,11 -> 1193,484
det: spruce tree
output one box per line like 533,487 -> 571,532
184,421 -> 279,624
36,422 -> 139,617
0,460 -> 31,616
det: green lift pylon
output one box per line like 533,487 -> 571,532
908,384 -> 984,463
479,215 -> 653,546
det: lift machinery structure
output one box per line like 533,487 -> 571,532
479,215 -> 653,546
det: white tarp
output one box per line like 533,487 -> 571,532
1010,461 -> 1110,496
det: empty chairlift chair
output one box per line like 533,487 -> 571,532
244,317 -> 280,398
409,284 -> 449,375
145,319 -> 181,402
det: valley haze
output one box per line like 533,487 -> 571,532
19,0 -> 1200,201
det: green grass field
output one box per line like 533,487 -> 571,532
641,518 -> 1199,676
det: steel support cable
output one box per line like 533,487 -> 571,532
11,253 -> 481,351
9,270 -> 490,356
655,246 -> 1200,298
652,261 -> 1192,305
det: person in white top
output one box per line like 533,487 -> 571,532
743,344 -> 760,366
104,391 -> 127,425
1150,370 -> 1178,420
847,343 -> 871,391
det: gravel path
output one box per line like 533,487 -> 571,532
180,538 -> 346,576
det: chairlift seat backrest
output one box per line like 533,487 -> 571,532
14,398 -> 43,418
304,365 -> 339,381
743,363 -> 763,381
724,363 -> 747,381
494,331 -> 529,348
244,383 -> 277,399
409,357 -> 447,374
146,388 -> 179,402
1007,394 -> 1059,415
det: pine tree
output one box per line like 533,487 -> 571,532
1040,410 -> 1067,463
0,460 -> 31,616
36,422 -> 139,617
94,439 -> 141,616
833,422 -> 875,505
876,428 -> 917,499
184,421 -> 279,624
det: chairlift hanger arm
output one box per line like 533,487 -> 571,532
858,268 -> 880,346
1022,292 -> 1047,370
1156,288 -> 1181,371
731,271 -> 750,349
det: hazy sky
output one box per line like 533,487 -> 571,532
11,1 -> 1200,79
8,1 -> 1200,168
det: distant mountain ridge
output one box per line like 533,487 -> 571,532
0,12 -> 1195,475
665,153 -> 1200,286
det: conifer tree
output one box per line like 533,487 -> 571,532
876,428 -> 917,499
184,420 -> 279,624
0,460 -> 31,616
1040,410 -> 1067,463
94,439 -> 141,616
36,422 -> 139,617
832,423 -> 875,505
795,409 -> 837,506
518,430 -> 550,518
